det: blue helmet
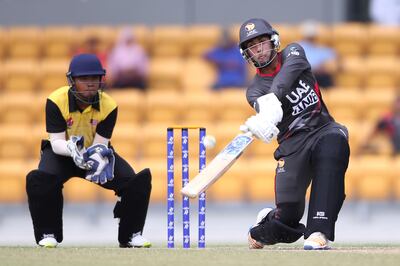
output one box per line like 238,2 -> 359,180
66,54 -> 106,105
67,53 -> 106,78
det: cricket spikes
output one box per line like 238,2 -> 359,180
38,234 -> 58,248
304,232 -> 330,250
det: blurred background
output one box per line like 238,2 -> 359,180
1,0 -> 400,246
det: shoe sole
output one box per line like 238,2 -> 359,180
133,243 -> 152,248
304,245 -> 330,250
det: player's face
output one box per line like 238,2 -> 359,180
74,75 -> 102,100
245,35 -> 274,66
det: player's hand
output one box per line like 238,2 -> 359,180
85,144 -> 115,184
67,136 -> 90,170
241,114 -> 279,143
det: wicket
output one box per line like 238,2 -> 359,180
167,126 -> 206,248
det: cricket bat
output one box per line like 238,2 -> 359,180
181,132 -> 254,198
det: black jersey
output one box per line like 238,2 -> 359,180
246,43 -> 334,156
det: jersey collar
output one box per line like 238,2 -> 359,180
68,89 -> 100,112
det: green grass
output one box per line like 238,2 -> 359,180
1,245 -> 400,266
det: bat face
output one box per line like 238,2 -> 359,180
181,132 -> 253,198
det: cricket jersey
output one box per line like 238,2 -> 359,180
46,86 -> 117,147
246,43 -> 335,156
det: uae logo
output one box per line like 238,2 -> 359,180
245,23 -> 255,31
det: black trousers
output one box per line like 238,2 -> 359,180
273,124 -> 350,241
26,140 -> 151,244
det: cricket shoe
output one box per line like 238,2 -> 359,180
303,232 -> 330,250
120,232 -> 152,248
38,234 -> 58,248
248,207 -> 273,249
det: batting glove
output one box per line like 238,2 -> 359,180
241,114 -> 279,143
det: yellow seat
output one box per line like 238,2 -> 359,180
7,27 -> 42,59
0,125 -> 34,159
332,23 -> 367,57
245,159 -> 277,201
140,158 -> 167,202
42,26 -> 78,59
39,59 -> 69,93
106,89 -> 145,124
145,91 -> 183,123
353,155 -> 394,200
182,58 -> 216,91
111,124 -> 141,158
363,88 -> 396,121
78,26 -> 117,55
324,88 -> 364,121
63,177 -> 101,202
335,56 -> 366,88
215,89 -> 253,122
274,24 -> 302,48
2,59 -> 40,92
364,56 -> 400,88
141,123 -> 170,159
180,91 -> 217,124
148,57 -> 184,90
0,27 -> 6,59
186,25 -> 221,57
150,25 -> 186,57
0,160 -> 28,203
0,92 -> 41,124
366,25 -> 400,56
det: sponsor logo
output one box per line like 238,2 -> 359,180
245,23 -> 255,31
313,211 -> 328,220
285,80 -> 319,116
90,119 -> 98,126
286,46 -> 300,57
221,135 -> 252,156
277,159 -> 286,173
66,117 -> 73,127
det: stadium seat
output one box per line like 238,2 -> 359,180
366,25 -> 400,56
148,57 -> 184,90
364,56 -> 400,88
42,26 -> 78,59
324,88 -> 364,121
0,93 -> 38,124
273,24 -> 302,48
0,160 -> 28,203
39,59 -> 70,93
363,88 -> 396,121
181,57 -> 216,91
7,27 -> 42,59
111,124 -> 141,158
0,27 -> 6,59
353,155 -> 394,200
150,25 -> 186,57
78,26 -> 117,55
180,91 -> 217,124
2,59 -> 40,92
107,89 -> 145,124
63,177 -> 102,202
141,123 -> 171,159
245,159 -> 277,201
332,23 -> 367,57
215,89 -> 253,122
0,125 -> 34,159
186,25 -> 221,57
145,91 -> 183,123
334,56 -> 366,88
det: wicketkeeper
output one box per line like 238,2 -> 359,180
26,54 -> 152,248
238,18 -> 350,250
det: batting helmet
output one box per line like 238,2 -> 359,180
66,54 -> 106,104
239,18 -> 280,68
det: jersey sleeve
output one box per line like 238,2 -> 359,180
96,107 -> 117,139
270,43 -> 311,99
246,77 -> 266,111
46,99 -> 67,133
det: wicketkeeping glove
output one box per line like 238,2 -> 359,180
66,136 -> 90,170
84,144 -> 115,184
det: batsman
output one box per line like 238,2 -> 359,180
26,54 -> 152,248
238,18 -> 350,250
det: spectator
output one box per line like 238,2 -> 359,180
74,36 -> 108,69
107,28 -> 148,90
369,0 -> 400,25
298,21 -> 337,88
360,94 -> 400,155
204,29 -> 248,90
